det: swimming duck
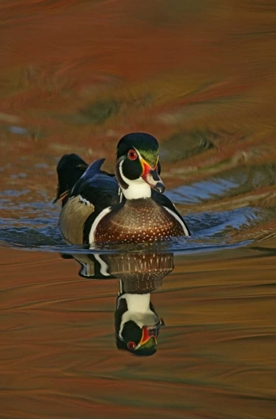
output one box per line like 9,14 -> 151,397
62,250 -> 172,355
55,132 -> 190,245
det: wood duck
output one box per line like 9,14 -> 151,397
61,250 -> 173,356
55,132 -> 190,245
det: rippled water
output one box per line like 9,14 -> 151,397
1,0 -> 276,418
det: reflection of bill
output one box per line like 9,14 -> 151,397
61,252 -> 174,356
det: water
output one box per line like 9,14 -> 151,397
1,0 -> 276,417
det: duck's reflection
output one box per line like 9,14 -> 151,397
61,251 -> 174,356
107,253 -> 172,356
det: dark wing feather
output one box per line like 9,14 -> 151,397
71,158 -> 106,196
70,158 -> 120,213
54,153 -> 88,204
56,156 -> 121,245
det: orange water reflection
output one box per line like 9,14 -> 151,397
1,0 -> 276,417
1,246 -> 276,417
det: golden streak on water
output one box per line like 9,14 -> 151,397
1,0 -> 276,417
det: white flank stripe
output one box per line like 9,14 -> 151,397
163,206 -> 190,236
94,254 -> 111,276
89,206 -> 112,245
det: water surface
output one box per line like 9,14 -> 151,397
1,0 -> 276,417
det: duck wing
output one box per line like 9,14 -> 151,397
70,158 -> 120,212
59,158 -> 121,245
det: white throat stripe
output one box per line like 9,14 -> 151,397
118,160 -> 151,199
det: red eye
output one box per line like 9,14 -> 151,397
127,341 -> 136,350
128,149 -> 138,161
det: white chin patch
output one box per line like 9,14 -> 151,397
146,172 -> 160,189
119,161 -> 151,199
121,179 -> 151,199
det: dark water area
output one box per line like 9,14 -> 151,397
1,0 -> 276,418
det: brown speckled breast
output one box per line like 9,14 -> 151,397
94,198 -> 184,244
103,252 -> 174,292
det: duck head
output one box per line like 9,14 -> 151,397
115,132 -> 165,199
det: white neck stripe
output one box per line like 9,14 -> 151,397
118,160 -> 151,199
89,207 -> 112,245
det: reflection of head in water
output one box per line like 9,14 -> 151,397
105,252 -> 173,356
115,291 -> 165,356
61,251 -> 173,356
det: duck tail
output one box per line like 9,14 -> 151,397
54,154 -> 88,205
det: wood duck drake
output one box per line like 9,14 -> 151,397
55,132 -> 190,245
61,251 -> 172,355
